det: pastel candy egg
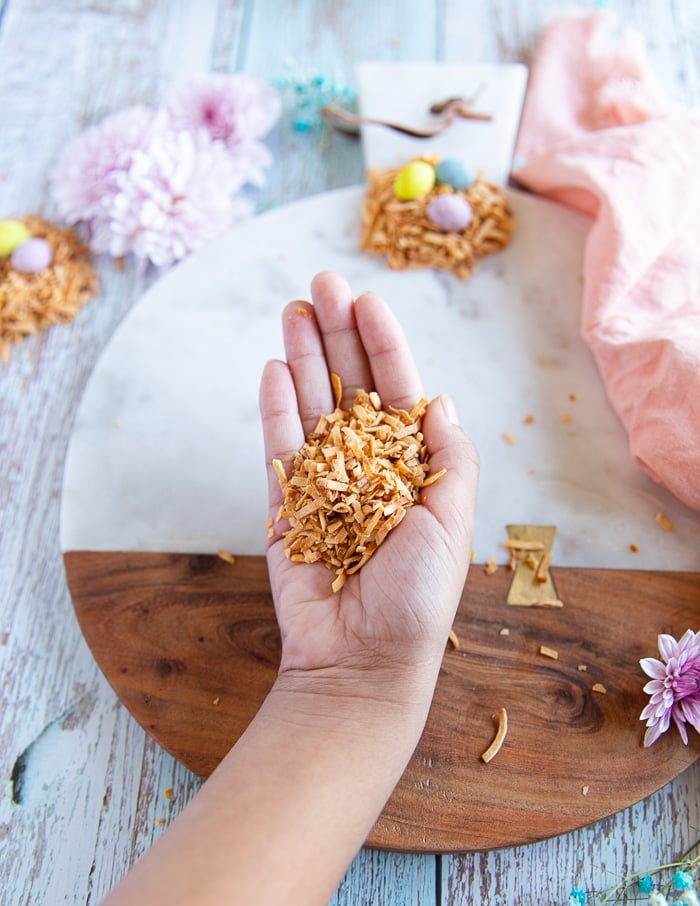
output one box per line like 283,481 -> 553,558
393,160 -> 436,201
427,194 -> 473,232
435,158 -> 474,190
10,237 -> 53,273
0,219 -> 31,257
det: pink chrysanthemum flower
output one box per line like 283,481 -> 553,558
640,629 -> 700,747
51,105 -> 154,223
102,120 -> 249,268
51,109 -> 249,268
165,74 -> 280,187
50,75 -> 279,268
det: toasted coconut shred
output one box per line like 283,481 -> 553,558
272,377 -> 445,592
481,707 -> 508,763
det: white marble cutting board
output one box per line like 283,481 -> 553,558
60,184 -> 700,570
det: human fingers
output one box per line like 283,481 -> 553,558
420,395 -> 480,560
354,291 -> 424,411
259,358 -> 305,529
310,271 -> 373,407
282,300 -> 335,437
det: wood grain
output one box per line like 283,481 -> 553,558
64,550 -> 700,853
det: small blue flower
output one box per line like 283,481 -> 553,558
674,870 -> 694,891
568,888 -> 587,906
638,875 -> 654,894
272,62 -> 356,132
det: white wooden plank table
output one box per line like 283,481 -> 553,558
0,1 -> 698,904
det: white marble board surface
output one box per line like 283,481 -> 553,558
60,185 -> 700,571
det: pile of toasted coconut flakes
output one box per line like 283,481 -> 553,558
272,378 -> 445,592
360,157 -> 513,280
0,215 -> 97,364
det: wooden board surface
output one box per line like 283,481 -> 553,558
64,551 -> 700,853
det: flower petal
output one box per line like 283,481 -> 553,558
677,628 -> 698,651
640,701 -> 658,721
671,705 -> 689,744
642,678 -> 664,695
679,695 -> 700,732
640,657 -> 667,680
658,633 -> 679,662
644,719 -> 667,747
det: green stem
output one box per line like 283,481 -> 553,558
597,842 -> 699,905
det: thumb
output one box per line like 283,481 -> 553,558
420,395 -> 479,552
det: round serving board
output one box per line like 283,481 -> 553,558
65,550 -> 699,852
61,186 -> 700,852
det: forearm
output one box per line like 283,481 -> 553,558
102,660 -> 442,906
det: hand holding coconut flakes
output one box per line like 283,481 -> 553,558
259,271 -> 479,679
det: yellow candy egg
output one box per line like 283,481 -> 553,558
0,219 -> 31,257
393,161 -> 436,201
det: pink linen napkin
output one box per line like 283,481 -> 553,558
514,12 -> 700,513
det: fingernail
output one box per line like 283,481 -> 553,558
441,394 -> 460,425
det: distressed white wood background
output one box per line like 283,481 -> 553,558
0,1 -> 698,904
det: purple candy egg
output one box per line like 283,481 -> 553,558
10,237 -> 53,273
426,194 -> 473,232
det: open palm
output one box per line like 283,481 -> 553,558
259,272 -> 479,676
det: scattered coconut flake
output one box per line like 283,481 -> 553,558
539,645 -> 559,660
503,539 -> 545,552
592,683 -> 607,694
330,371 -> 343,408
501,432 -> 517,445
504,539 -> 545,571
508,598 -> 563,609
485,557 -> 498,575
535,552 -> 553,583
448,629 -> 460,649
480,708 -> 508,763
655,512 -> 674,532
216,550 -> 237,565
